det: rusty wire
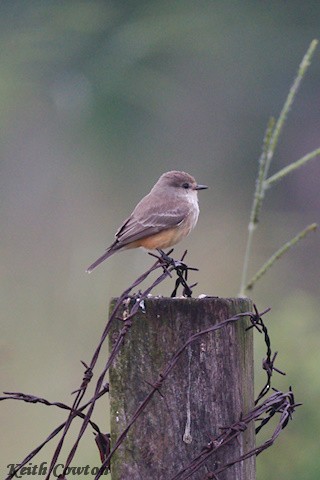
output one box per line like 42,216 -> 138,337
1,251 -> 299,480
2,251 -> 197,479
245,304 -> 286,404
170,389 -> 300,480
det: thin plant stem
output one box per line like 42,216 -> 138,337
251,117 -> 275,226
238,39 -> 318,296
245,224 -> 317,291
239,118 -> 275,297
265,148 -> 320,189
265,39 -> 318,175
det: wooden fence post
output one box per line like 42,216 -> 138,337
109,297 -> 255,480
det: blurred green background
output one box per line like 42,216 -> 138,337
1,1 -> 319,479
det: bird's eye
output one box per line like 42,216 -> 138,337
182,182 -> 190,189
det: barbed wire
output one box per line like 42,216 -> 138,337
171,389 -> 300,480
1,251 -> 300,479
2,251 -> 196,479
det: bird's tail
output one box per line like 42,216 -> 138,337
86,248 -> 115,273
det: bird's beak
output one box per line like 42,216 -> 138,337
195,184 -> 208,190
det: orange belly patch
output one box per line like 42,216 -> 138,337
129,227 -> 186,250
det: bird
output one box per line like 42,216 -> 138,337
86,170 -> 208,273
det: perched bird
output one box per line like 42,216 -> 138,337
86,170 -> 208,273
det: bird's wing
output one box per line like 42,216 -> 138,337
114,194 -> 189,247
